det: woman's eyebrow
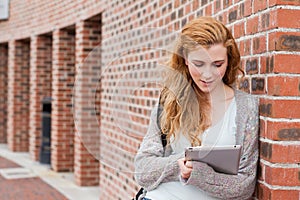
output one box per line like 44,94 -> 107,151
191,59 -> 225,63
191,60 -> 205,63
213,60 -> 225,63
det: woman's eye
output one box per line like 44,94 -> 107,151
193,63 -> 204,67
213,63 -> 223,67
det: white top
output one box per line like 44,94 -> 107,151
145,98 -> 237,200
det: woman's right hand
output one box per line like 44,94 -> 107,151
177,158 -> 193,179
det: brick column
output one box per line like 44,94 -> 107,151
256,5 -> 300,199
74,15 -> 101,186
230,1 -> 300,199
29,35 -> 52,161
51,28 -> 75,172
7,40 -> 30,152
0,43 -> 8,143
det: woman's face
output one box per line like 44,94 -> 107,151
185,43 -> 228,93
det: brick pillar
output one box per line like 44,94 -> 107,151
74,15 -> 101,186
0,43 -> 8,143
7,40 -> 30,152
29,35 -> 52,161
229,1 -> 300,199
51,28 -> 75,172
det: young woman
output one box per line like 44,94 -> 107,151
134,16 -> 259,200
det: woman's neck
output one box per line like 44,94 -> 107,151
206,83 -> 234,126
208,83 -> 234,103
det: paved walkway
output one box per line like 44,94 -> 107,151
0,144 -> 100,200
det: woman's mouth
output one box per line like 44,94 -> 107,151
200,80 -> 213,85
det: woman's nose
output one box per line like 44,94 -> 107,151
200,66 -> 213,79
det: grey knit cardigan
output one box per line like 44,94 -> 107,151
134,90 -> 259,200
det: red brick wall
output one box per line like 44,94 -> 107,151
233,1 -> 300,199
0,43 -> 8,143
29,35 -> 52,161
51,27 -> 76,172
74,14 -> 101,186
0,0 -> 299,199
100,1 -> 300,199
7,39 -> 30,152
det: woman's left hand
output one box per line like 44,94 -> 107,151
177,158 -> 193,179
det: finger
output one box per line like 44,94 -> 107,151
177,158 -> 184,167
185,161 -> 193,168
181,168 -> 192,179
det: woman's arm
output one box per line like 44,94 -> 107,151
134,106 -> 183,191
181,96 -> 259,200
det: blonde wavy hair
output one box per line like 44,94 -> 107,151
160,16 -> 242,146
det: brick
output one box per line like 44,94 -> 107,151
259,13 -> 274,31
243,0 -> 253,17
246,15 -> 259,34
277,128 -> 300,141
260,98 -> 300,118
271,189 -> 300,199
233,22 -> 245,38
260,141 -> 300,163
257,183 -> 300,200
253,36 -> 266,54
268,76 -> 300,96
273,54 -> 300,74
256,183 -> 271,200
192,0 -> 199,12
265,165 -> 300,186
261,54 -> 300,74
269,0 -> 300,6
269,32 -> 300,51
253,0 -> 268,12
271,143 -> 300,163
260,141 -> 272,160
214,0 -> 222,13
260,9 -> 300,32
205,4 -> 212,16
263,120 -> 300,141
276,9 -> 300,29
260,55 -> 274,74
238,39 -> 251,56
259,119 -> 266,138
251,77 -> 266,94
245,58 -> 259,74
257,161 -> 265,181
237,77 -> 250,93
228,8 -> 238,23
238,3 -> 244,18
223,0 -> 233,9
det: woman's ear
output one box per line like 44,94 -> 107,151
183,54 -> 189,66
183,51 -> 189,66
185,58 -> 189,66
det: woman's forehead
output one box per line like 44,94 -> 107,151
187,44 -> 227,62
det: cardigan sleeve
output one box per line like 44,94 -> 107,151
181,96 -> 259,200
134,106 -> 184,191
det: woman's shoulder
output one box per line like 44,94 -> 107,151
234,89 -> 259,109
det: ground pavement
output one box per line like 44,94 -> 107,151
0,144 -> 100,200
0,156 -> 68,200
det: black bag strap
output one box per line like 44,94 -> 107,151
157,95 -> 167,148
133,95 -> 167,200
133,187 -> 144,200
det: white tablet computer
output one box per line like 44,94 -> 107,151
185,145 -> 242,175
